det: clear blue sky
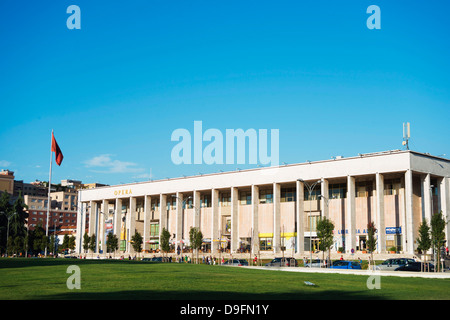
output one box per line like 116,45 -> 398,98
1,0 -> 449,186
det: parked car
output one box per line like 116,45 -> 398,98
376,258 -> 415,271
395,261 -> 434,272
224,259 -> 248,266
304,259 -> 325,268
330,260 -> 362,269
265,257 -> 298,267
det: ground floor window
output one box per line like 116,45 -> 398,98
260,237 -> 272,251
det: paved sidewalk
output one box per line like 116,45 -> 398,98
246,266 -> 450,279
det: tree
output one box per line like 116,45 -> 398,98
316,217 -> 334,267
131,231 -> 143,258
32,224 -> 48,256
430,211 -> 446,272
189,227 -> 203,264
0,192 -> 13,255
89,234 -> 97,257
417,219 -> 431,256
83,233 -> 90,254
106,233 -> 118,257
160,228 -> 171,257
9,191 -> 28,239
367,221 -> 377,269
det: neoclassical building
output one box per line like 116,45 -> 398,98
75,150 -> 450,257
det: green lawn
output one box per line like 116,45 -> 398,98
0,258 -> 449,300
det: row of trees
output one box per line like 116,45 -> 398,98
417,211 -> 447,272
315,211 -> 447,271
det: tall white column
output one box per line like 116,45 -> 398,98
176,192 -> 183,245
143,195 -> 151,252
251,184 -> 259,255
159,194 -> 167,251
211,189 -> 219,254
423,173 -> 432,223
75,200 -> 84,254
273,183 -> 281,254
439,177 -> 450,244
321,178 -> 329,218
404,169 -> 415,254
296,179 -> 305,257
100,199 -> 108,254
346,176 -> 356,253
231,186 -> 239,253
193,190 -> 201,228
376,173 -> 386,253
127,197 -> 136,253
114,198 -> 123,252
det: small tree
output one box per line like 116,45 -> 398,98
189,227 -> 203,264
160,228 -> 171,258
430,211 -> 446,272
89,234 -> 97,257
131,231 -> 143,258
316,217 -> 334,267
106,233 -> 119,257
83,233 -> 90,255
367,221 -> 377,270
417,219 -> 431,263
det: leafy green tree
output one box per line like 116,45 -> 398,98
316,217 -> 334,267
430,211 -> 446,272
367,221 -> 377,268
189,227 -> 203,264
106,233 -> 118,257
160,228 -> 171,257
89,234 -> 97,257
417,219 -> 431,257
68,235 -> 76,252
32,224 -> 48,256
0,191 -> 13,255
83,233 -> 90,254
9,191 -> 28,239
131,231 -> 143,257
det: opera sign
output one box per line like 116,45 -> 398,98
114,189 -> 133,196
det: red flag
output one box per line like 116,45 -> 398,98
51,132 -> 64,166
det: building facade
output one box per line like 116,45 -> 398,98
75,150 -> 450,257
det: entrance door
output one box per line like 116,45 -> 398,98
359,236 -> 367,251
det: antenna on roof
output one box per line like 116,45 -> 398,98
402,122 -> 410,150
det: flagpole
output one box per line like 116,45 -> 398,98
45,130 -> 54,257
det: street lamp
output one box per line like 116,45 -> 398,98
297,179 -> 321,267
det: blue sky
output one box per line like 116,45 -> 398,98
1,0 -> 449,186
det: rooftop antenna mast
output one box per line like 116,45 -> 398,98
402,122 -> 410,150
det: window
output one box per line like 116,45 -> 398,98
328,183 -> 346,199
150,223 -> 159,237
239,191 -> 251,205
220,193 -> 231,207
356,181 -> 372,197
201,195 -> 211,208
259,238 -> 273,251
151,198 -> 160,211
385,179 -> 401,195
259,189 -> 273,204
281,188 -> 296,202
304,188 -> 320,201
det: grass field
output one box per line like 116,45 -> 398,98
0,258 -> 449,300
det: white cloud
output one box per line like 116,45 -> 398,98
0,160 -> 12,167
84,154 -> 145,174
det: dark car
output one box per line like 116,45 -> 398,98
330,260 -> 362,270
376,258 -> 415,271
265,257 -> 298,267
224,259 -> 248,266
395,262 -> 434,272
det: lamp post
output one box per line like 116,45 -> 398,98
297,179 -> 321,267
